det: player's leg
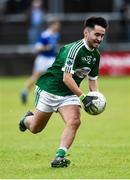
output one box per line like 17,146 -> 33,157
58,105 -> 81,148
20,55 -> 43,104
20,87 -> 54,133
25,71 -> 41,91
51,105 -> 81,167
19,109 -> 53,133
26,56 -> 55,91
20,56 -> 55,104
21,71 -> 41,104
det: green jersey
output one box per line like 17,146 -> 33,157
36,39 -> 100,96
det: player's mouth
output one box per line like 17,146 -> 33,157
94,41 -> 101,46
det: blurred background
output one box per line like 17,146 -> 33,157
0,0 -> 130,76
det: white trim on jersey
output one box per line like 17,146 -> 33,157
83,38 -> 94,51
62,40 -> 84,74
88,75 -> 98,80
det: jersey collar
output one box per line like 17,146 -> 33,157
83,39 -> 94,51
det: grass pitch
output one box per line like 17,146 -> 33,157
0,76 -> 130,179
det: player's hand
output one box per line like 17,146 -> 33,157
79,93 -> 97,110
80,94 -> 92,108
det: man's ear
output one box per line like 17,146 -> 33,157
84,28 -> 88,37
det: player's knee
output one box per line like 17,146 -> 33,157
30,125 -> 43,134
67,118 -> 81,129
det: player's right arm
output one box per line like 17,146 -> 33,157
63,72 -> 83,97
63,72 -> 92,108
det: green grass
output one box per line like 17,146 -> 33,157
0,76 -> 130,179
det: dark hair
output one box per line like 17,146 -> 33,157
84,16 -> 108,29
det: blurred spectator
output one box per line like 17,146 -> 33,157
20,20 -> 61,104
120,0 -> 130,42
27,0 -> 46,45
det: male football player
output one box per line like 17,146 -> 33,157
19,16 -> 108,167
21,20 -> 61,104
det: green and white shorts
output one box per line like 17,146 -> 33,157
35,86 -> 81,112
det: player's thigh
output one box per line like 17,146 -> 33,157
32,108 -> 53,129
58,105 -> 81,125
31,71 -> 41,80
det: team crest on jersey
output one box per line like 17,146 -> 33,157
75,67 -> 91,78
82,56 -> 97,65
81,56 -> 92,64
66,58 -> 73,66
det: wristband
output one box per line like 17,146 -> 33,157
79,94 -> 85,101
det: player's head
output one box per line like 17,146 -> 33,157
83,17 -> 108,49
48,20 -> 61,33
31,0 -> 43,9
